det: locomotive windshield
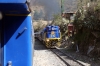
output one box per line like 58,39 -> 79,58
47,26 -> 59,31
51,27 -> 57,30
46,26 -> 60,38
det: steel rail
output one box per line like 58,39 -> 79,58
51,47 -> 85,66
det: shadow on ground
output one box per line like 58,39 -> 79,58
34,38 -> 47,50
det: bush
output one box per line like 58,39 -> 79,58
73,1 -> 100,57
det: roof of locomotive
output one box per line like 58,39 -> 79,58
0,3 -> 29,14
0,0 -> 26,3
45,25 -> 59,32
46,25 -> 59,28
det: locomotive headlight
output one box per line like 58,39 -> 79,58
58,39 -> 60,41
46,39 -> 49,42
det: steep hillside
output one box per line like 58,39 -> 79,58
29,0 -> 77,20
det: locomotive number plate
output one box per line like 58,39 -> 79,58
51,31 -> 55,34
51,31 -> 55,38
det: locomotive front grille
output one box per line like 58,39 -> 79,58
50,39 -> 60,45
45,38 -> 61,48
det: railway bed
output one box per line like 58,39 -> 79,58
34,39 -> 67,66
34,38 -> 89,66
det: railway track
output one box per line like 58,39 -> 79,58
51,47 -> 85,66
35,38 -> 87,66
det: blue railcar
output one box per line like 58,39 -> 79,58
0,0 -> 33,66
40,25 -> 61,48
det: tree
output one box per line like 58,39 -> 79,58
73,0 -> 100,57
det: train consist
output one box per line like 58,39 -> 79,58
36,25 -> 61,48
0,0 -> 33,66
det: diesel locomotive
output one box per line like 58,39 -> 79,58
37,25 -> 61,48
0,0 -> 33,66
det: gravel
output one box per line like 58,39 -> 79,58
33,39 -> 67,66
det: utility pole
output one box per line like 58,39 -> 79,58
61,0 -> 64,15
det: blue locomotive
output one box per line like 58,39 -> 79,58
0,0 -> 33,66
38,25 -> 61,48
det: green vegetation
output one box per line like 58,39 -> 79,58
52,14 -> 62,26
73,0 -> 100,57
52,14 -> 70,38
33,20 -> 46,32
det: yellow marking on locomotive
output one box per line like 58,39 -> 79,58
44,31 -> 61,48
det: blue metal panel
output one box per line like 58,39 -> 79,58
0,0 -> 26,3
3,15 -> 32,66
47,32 -> 60,38
0,3 -> 29,14
46,26 -> 60,38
